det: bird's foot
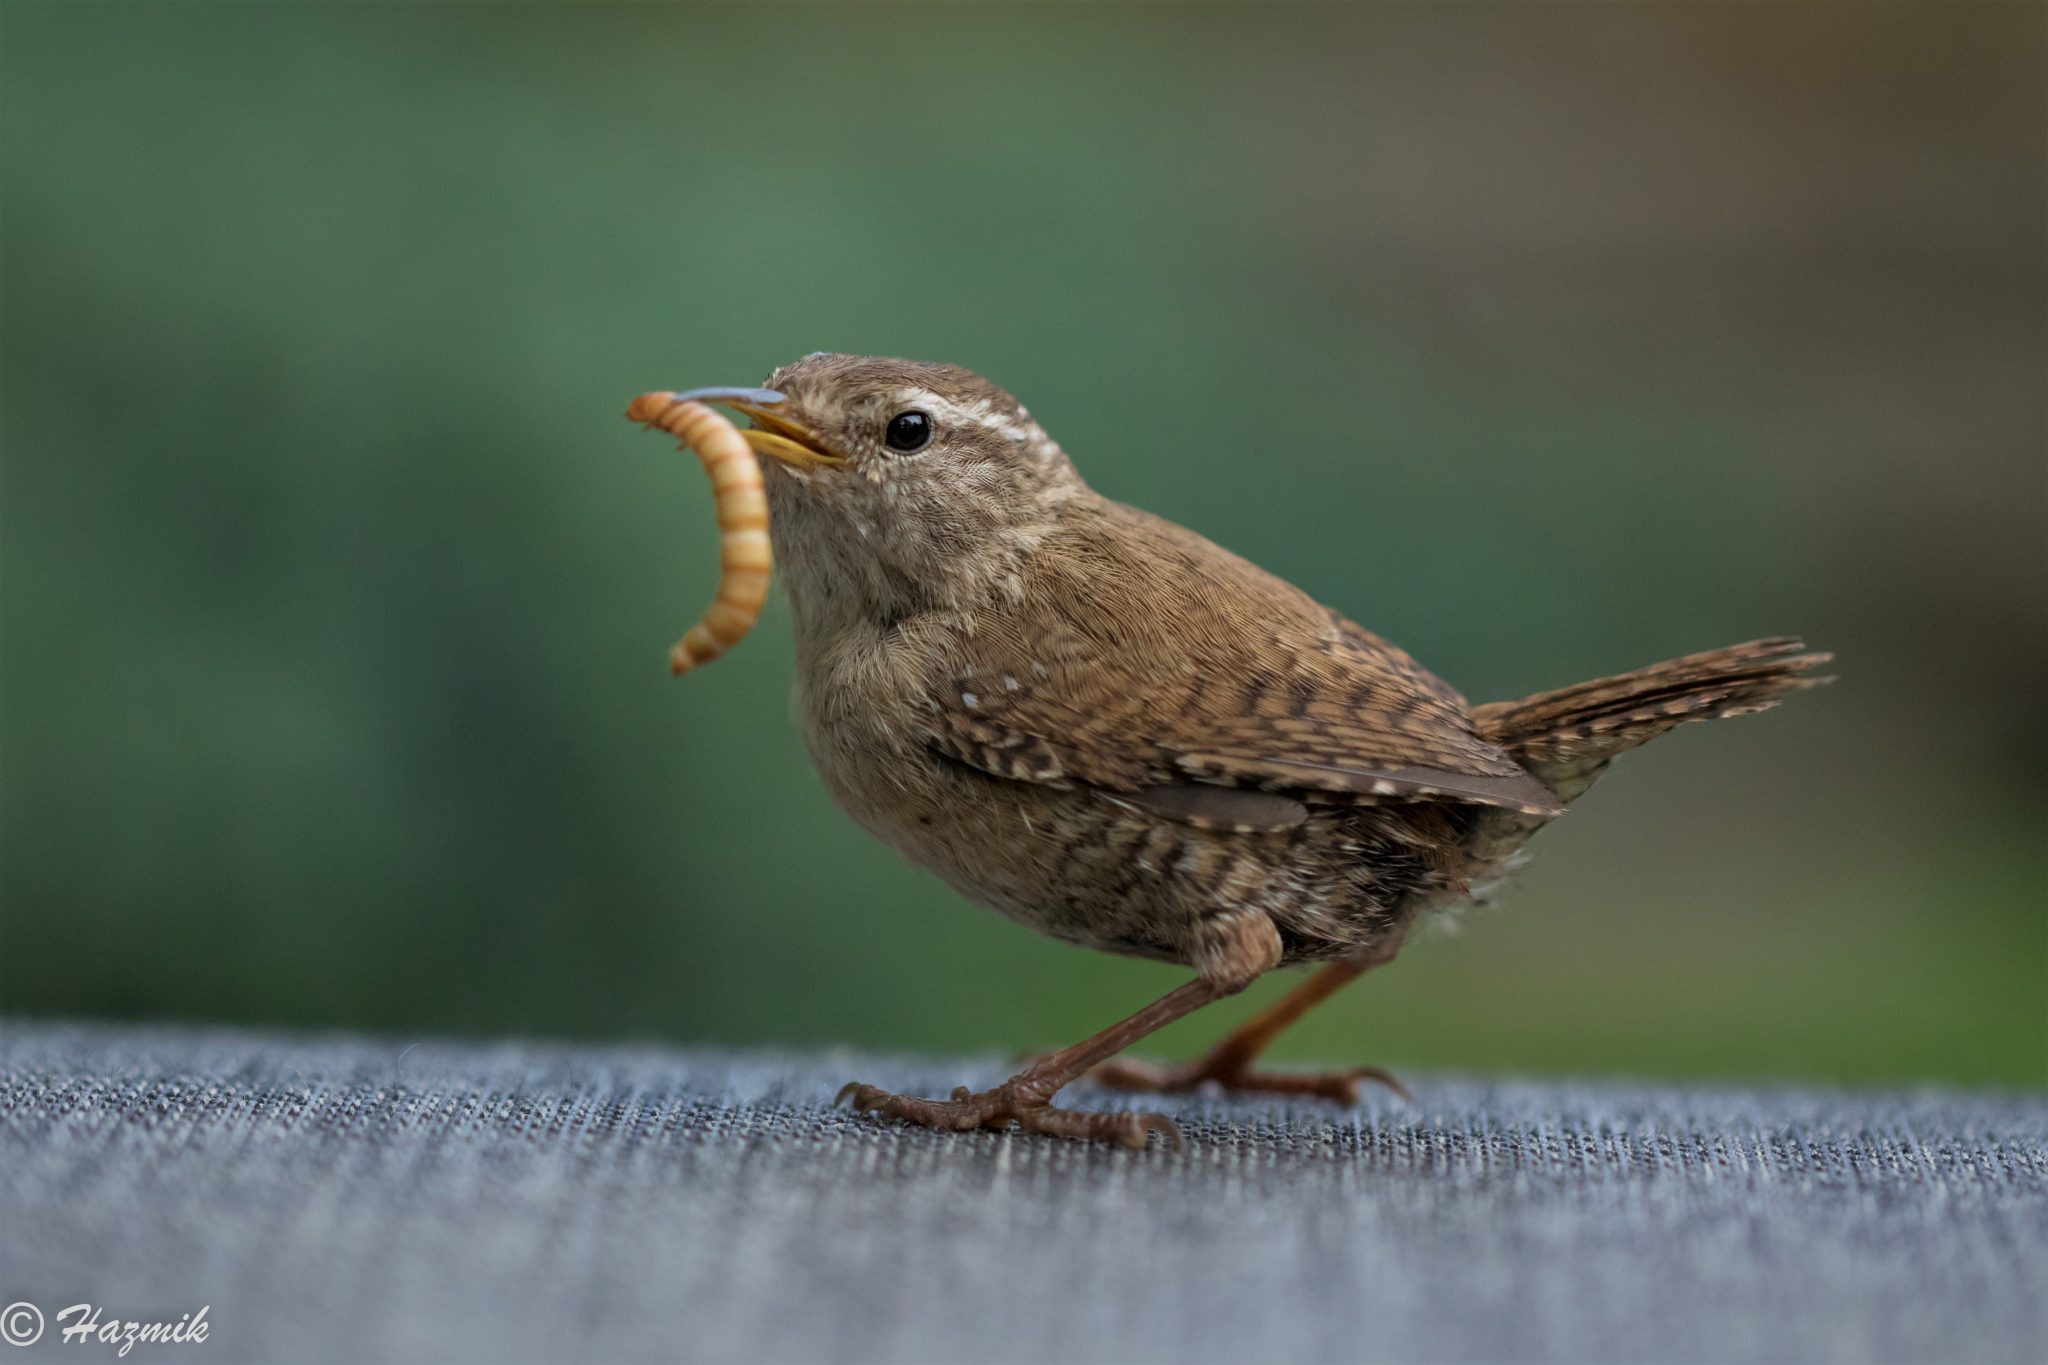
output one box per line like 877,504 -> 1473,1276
1084,1052 -> 1409,1105
834,1079 -> 1182,1150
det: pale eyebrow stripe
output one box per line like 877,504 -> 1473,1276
904,391 -> 1036,442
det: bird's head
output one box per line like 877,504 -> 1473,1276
673,354 -> 1085,631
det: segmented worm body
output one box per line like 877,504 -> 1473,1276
625,394 -> 772,675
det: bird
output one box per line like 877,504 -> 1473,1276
659,353 -> 1832,1149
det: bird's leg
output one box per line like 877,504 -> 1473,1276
837,915 -> 1280,1149
1086,930 -> 1410,1103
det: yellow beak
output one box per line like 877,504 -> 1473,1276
668,386 -> 845,469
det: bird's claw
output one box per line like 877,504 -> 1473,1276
833,1078 -> 1183,1151
1085,1055 -> 1410,1105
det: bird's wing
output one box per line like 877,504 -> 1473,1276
912,499 -> 1563,826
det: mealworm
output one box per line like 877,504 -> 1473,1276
625,393 -> 772,675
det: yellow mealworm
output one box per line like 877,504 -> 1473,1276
625,393 -> 772,675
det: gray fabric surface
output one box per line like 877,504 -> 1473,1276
1,1020 -> 2042,1365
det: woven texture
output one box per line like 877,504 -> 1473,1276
2,1020 -> 2043,1364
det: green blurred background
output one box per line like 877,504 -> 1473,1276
3,3 -> 2042,1087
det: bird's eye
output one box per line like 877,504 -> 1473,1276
883,410 -> 933,454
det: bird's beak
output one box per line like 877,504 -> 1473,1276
667,386 -> 845,469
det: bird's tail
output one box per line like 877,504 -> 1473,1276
1473,636 -> 1834,804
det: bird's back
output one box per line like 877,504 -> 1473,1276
928,493 -> 1560,816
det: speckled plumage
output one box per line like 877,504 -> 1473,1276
709,353 -> 1830,1145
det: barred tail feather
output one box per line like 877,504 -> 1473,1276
1474,636 -> 1834,803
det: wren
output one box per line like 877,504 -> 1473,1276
666,353 -> 1831,1149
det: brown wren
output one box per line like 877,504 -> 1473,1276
673,353 -> 1831,1149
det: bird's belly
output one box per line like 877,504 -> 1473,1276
797,703 -> 1413,966
802,724 -> 1171,954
